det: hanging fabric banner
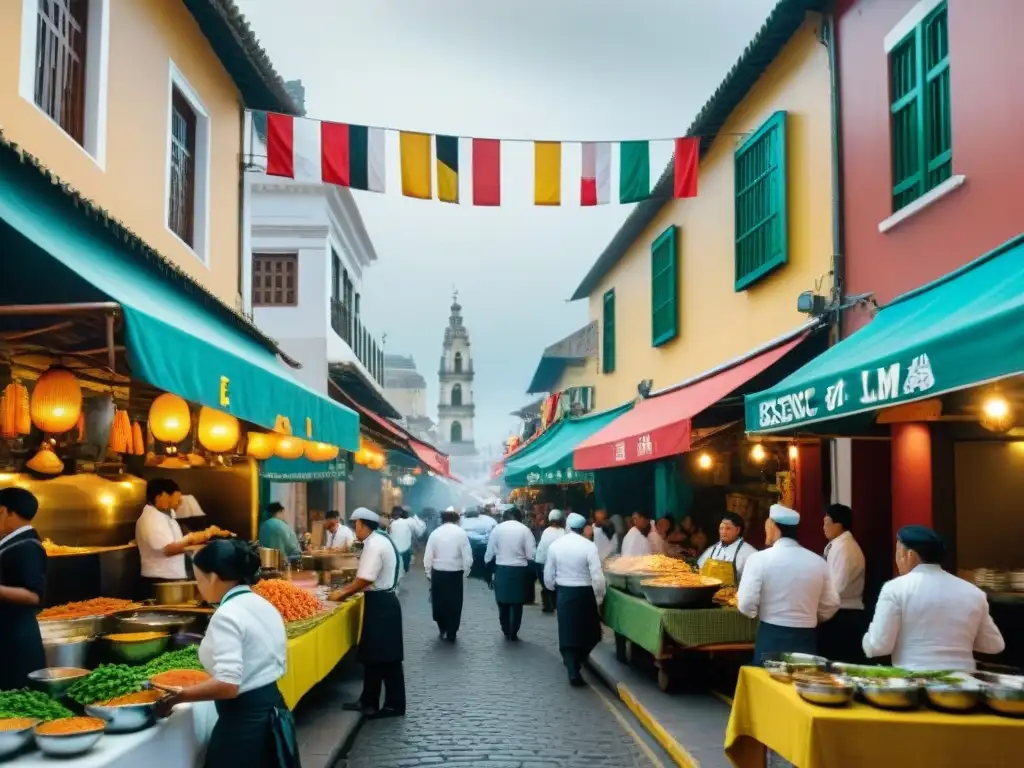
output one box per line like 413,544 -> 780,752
580,142 -> 611,206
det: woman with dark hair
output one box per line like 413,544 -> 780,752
157,539 -> 298,768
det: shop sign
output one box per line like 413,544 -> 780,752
526,467 -> 594,486
754,353 -> 936,430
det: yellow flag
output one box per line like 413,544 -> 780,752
534,142 -> 561,206
400,132 -> 432,199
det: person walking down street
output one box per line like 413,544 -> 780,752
534,510 -> 566,613
336,508 -> 406,720
484,506 -> 536,641
0,487 -> 47,692
544,512 -> 605,687
389,506 -> 414,574
423,508 -> 473,642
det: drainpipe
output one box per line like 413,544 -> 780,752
822,9 -> 846,338
237,107 -> 250,316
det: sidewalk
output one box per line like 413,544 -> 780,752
292,653 -> 364,768
586,635 -> 733,768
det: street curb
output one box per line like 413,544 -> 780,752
585,656 -> 698,768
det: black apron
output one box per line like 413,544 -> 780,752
204,588 -> 300,768
494,564 -> 532,605
818,608 -> 867,664
556,585 -> 602,656
752,622 -> 818,667
0,531 -> 46,691
357,531 -> 404,665
430,569 -> 464,632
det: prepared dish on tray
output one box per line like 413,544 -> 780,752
149,669 -> 210,690
713,586 -> 739,607
38,597 -> 136,620
184,525 -> 235,546
607,555 -> 695,574
641,574 -> 722,588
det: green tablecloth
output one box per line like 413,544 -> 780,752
602,587 -> 758,655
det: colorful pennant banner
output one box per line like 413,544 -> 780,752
257,112 -> 700,207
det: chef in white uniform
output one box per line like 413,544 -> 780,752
484,506 -> 536,641
136,478 -> 190,592
620,511 -> 665,557
738,504 -> 840,665
534,509 -> 566,613
696,511 -> 758,586
544,513 -> 605,686
818,503 -> 867,662
323,509 -> 355,550
862,525 -> 1004,672
590,508 -> 619,561
423,508 -> 473,642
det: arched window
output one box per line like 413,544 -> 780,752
451,421 -> 462,443
454,352 -> 463,373
451,384 -> 462,406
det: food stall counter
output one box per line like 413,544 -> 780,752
725,668 -> 1024,768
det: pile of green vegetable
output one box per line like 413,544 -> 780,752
0,689 -> 74,721
838,665 -> 957,682
66,646 -> 204,705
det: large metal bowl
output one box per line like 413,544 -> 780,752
33,722 -> 105,757
984,685 -> 1024,716
111,610 -> 200,635
794,680 -> 854,707
43,637 -> 92,669
104,633 -> 169,663
625,572 -> 656,596
764,660 -> 793,683
639,579 -> 722,609
85,696 -> 166,734
38,616 -> 105,643
925,682 -> 982,713
0,719 -> 39,759
760,652 -> 827,671
859,679 -> 921,710
152,581 -> 199,606
604,570 -> 628,591
27,667 -> 91,698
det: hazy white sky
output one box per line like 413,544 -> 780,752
236,0 -> 779,449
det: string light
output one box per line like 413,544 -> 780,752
750,443 -> 767,463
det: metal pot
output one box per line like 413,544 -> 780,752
259,547 -> 281,570
38,616 -> 105,643
307,551 -> 359,571
639,581 -> 721,609
153,581 -> 199,606
43,637 -> 92,669
111,610 -> 201,635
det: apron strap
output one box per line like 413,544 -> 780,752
373,530 -> 402,593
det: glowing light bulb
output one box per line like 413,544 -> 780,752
788,445 -> 798,460
697,452 -> 713,470
984,396 -> 1009,419
750,444 -> 767,463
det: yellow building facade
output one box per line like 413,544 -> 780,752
0,0 -> 294,307
572,12 -> 834,407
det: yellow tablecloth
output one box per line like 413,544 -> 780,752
277,596 -> 363,709
725,668 -> 1024,768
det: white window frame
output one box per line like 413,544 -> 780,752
164,61 -> 212,266
18,0 -> 110,168
883,0 -> 946,52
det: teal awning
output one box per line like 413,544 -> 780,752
0,142 -> 359,451
261,456 -> 350,483
745,234 -> 1024,433
504,403 -> 633,487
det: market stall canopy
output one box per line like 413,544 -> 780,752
574,332 -> 810,470
745,234 -> 1024,434
0,141 -> 359,451
504,403 -> 632,487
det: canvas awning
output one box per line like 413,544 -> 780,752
574,333 -> 809,470
745,233 -> 1024,433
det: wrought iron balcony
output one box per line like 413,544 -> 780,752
330,298 -> 385,385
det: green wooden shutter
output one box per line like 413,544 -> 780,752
889,1 -> 951,212
734,111 -> 788,291
651,225 -> 678,347
602,289 -> 615,374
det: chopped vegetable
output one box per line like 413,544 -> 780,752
150,670 -> 210,689
66,664 -> 143,706
35,717 -> 105,735
0,718 -> 37,731
102,690 -> 165,706
38,598 -> 135,620
252,579 -> 325,622
0,690 -> 74,721
142,647 -> 204,677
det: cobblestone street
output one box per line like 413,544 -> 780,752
339,566 -> 661,768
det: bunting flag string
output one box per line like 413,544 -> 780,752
255,111 -> 702,207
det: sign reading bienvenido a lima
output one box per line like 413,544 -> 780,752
748,352 -> 937,432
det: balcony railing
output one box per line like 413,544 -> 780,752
330,298 -> 385,384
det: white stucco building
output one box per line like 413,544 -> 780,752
437,294 -> 478,468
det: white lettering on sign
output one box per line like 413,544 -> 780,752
825,379 -> 848,412
757,388 -> 818,429
637,434 -> 653,457
614,441 -> 626,462
903,354 -> 935,395
861,363 -> 900,404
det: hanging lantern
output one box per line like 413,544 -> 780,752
367,451 -> 386,471
304,441 -> 339,462
274,435 -> 304,460
980,395 -> 1014,433
197,407 -> 240,454
246,432 -> 277,460
30,367 -> 83,434
148,394 -> 191,445
0,380 -> 31,438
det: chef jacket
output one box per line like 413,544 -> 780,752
389,518 -> 413,553
543,532 -> 606,604
460,515 -> 496,537
136,504 -> 187,580
862,564 -> 1005,671
200,585 -> 286,693
593,526 -> 618,561
535,526 -> 566,565
738,538 -> 840,628
484,520 -> 536,567
423,523 -> 473,576
324,524 -> 355,550
696,539 -> 757,581
824,530 -> 866,610
620,527 -> 665,557
356,532 -> 399,591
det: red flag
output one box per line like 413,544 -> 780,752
266,113 -> 294,178
472,139 -> 501,206
320,121 -> 351,186
673,137 -> 699,198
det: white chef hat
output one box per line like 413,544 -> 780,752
548,509 -> 563,522
769,504 -> 800,525
567,512 -> 587,530
174,495 -> 205,519
350,507 -> 380,524
445,506 -> 456,513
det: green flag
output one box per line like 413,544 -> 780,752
619,140 -> 650,203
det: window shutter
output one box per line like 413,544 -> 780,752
602,289 -> 616,374
651,225 -> 678,347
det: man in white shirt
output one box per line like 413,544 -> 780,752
388,506 -> 414,574
336,508 -> 405,720
863,525 -> 1004,672
738,504 -> 840,665
544,513 -> 605,686
323,509 -> 355,550
534,510 -> 566,613
423,508 -> 473,642
818,504 -> 867,662
620,511 -> 665,557
590,508 -> 619,561
484,507 -> 537,641
697,511 -> 758,586
136,478 -> 191,590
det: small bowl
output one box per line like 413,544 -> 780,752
860,679 -> 921,710
0,719 -> 39,759
764,660 -> 793,683
794,679 -> 855,707
104,633 -> 169,663
33,720 -> 105,757
984,685 -> 1024,717
27,667 -> 91,698
925,682 -> 982,713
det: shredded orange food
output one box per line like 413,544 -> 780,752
607,555 -> 695,575
0,718 -> 36,731
184,526 -> 234,546
102,690 -> 165,706
38,598 -> 135,621
641,574 -> 722,588
35,717 -> 106,736
252,579 -> 325,622
104,632 -> 168,643
150,669 -> 210,689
